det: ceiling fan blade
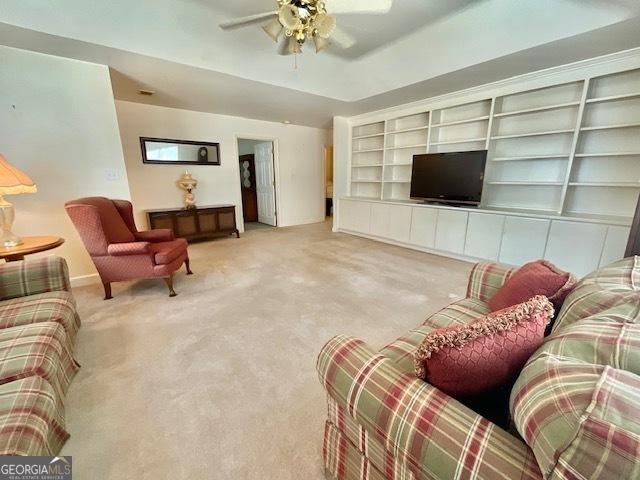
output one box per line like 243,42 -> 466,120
331,26 -> 356,49
219,11 -> 278,30
328,0 -> 393,14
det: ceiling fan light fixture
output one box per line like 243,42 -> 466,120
287,36 -> 302,54
314,13 -> 336,38
262,18 -> 284,42
279,4 -> 302,31
313,35 -> 329,53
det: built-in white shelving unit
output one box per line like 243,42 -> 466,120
349,66 -> 640,224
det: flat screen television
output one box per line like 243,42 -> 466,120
410,150 -> 487,206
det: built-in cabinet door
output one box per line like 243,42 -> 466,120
435,210 -> 468,254
499,217 -> 550,266
369,203 -> 390,238
545,221 -> 607,277
410,207 -> 437,248
464,213 -> 505,260
600,226 -> 631,268
387,204 -> 412,243
369,203 -> 412,242
340,200 -> 371,233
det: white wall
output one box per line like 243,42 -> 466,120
0,46 -> 130,280
115,101 -> 330,230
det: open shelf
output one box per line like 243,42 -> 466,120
352,180 -> 382,184
430,137 -> 486,146
568,182 -> 640,188
386,126 -> 429,134
431,116 -> 490,128
385,144 -> 427,150
494,101 -> 580,118
586,92 -> 640,104
352,132 -> 385,140
353,148 -> 383,153
580,123 -> 640,131
384,180 -> 410,184
491,129 -> 574,140
352,163 -> 382,168
491,154 -> 570,162
385,162 -> 413,166
487,181 -> 564,186
575,152 -> 640,158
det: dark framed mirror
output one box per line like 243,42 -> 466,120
140,137 -> 221,165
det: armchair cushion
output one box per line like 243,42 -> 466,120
107,242 -> 151,256
134,229 -> 174,243
150,239 -> 188,265
74,197 -> 135,244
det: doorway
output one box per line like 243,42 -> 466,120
237,138 -> 277,228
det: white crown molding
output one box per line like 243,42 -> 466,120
348,47 -> 640,126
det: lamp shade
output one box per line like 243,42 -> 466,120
0,155 -> 37,195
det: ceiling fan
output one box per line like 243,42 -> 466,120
219,0 -> 393,55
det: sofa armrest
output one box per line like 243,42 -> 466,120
0,256 -> 71,301
317,335 -> 542,480
107,242 -> 150,256
134,229 -> 174,242
466,262 -> 515,303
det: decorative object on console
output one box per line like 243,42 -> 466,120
0,154 -> 37,247
147,205 -> 240,243
177,171 -> 198,209
140,137 -> 220,166
413,295 -> 554,397
488,260 -> 576,314
65,197 -> 192,299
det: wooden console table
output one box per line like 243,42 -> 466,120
146,205 -> 239,242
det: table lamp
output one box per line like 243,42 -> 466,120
0,154 -> 37,247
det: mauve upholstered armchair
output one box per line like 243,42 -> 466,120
65,197 -> 192,299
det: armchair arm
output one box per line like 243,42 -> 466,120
134,229 -> 174,242
107,242 -> 150,256
0,257 -> 71,301
317,335 -> 541,480
466,262 -> 515,303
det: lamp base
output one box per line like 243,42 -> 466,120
0,198 -> 22,247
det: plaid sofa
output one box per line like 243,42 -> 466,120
0,257 -> 80,455
317,257 -> 640,480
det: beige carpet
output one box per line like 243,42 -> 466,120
62,221 -> 472,479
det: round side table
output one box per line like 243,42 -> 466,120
0,236 -> 65,262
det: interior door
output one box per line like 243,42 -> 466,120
239,154 -> 258,222
254,142 -> 277,226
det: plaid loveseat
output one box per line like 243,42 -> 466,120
0,257 -> 80,455
317,257 -> 640,480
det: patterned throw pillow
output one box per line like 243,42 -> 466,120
414,296 -> 554,397
488,260 -> 576,314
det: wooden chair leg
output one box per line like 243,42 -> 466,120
103,282 -> 113,300
185,258 -> 193,275
164,275 -> 177,297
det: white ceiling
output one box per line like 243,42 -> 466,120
1,0 -> 640,127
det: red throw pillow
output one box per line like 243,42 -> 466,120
414,296 -> 554,397
488,260 -> 575,313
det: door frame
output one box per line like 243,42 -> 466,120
234,135 -> 281,228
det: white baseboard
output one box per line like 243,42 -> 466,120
70,273 -> 100,288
